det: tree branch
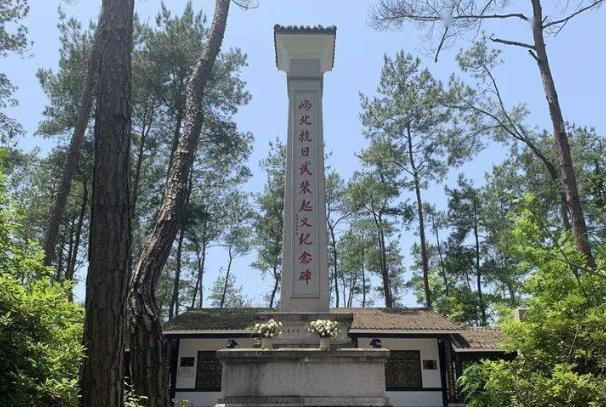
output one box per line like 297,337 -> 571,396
490,36 -> 535,49
528,49 -> 539,62
543,0 -> 603,29
434,25 -> 449,62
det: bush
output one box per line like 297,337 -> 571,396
0,172 -> 84,406
459,196 -> 606,407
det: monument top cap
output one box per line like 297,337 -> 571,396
274,24 -> 336,74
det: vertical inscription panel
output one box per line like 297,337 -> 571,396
291,90 -> 321,298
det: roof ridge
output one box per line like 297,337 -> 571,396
465,326 -> 502,331
274,24 -> 337,34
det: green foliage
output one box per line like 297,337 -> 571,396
252,139 -> 285,307
0,168 -> 83,406
123,381 -> 148,407
460,195 -> 606,406
208,272 -> 249,308
346,160 -> 406,307
37,12 -> 94,136
0,0 -> 30,140
361,51 -> 469,184
337,219 -> 376,307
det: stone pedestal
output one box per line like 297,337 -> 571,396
215,349 -> 391,407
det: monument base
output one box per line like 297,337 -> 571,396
256,312 -> 353,347
215,396 -> 388,407
215,348 -> 391,407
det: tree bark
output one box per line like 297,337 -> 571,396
361,246 -> 367,308
64,219 -> 76,281
189,228 -> 208,309
170,171 -> 193,319
79,0 -> 134,405
131,118 -> 150,218
373,210 -> 392,308
472,199 -> 487,326
169,223 -> 186,319
406,127 -> 432,308
65,181 -> 88,302
530,0 -> 595,268
55,236 -> 65,281
220,244 -> 234,308
431,215 -> 449,296
44,30 -> 97,266
328,223 -> 340,307
129,2 -> 231,403
269,264 -> 280,308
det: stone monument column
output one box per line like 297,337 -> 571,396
214,26 -> 390,407
275,25 -> 336,313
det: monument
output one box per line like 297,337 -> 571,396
214,25 -> 391,407
277,23 -> 331,313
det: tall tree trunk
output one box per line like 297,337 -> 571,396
44,31 -> 97,266
170,224 -> 186,319
131,118 -> 151,218
406,127 -> 431,308
431,215 -> 449,296
341,264 -> 347,307
189,234 -> 204,309
220,244 -> 234,308
374,212 -> 393,308
197,238 -> 208,309
80,0 -> 134,405
198,234 -> 208,309
328,223 -> 340,307
64,220 -> 76,281
129,1 -> 230,404
55,236 -> 65,281
189,230 -> 208,309
472,200 -> 487,326
530,0 -> 595,268
65,181 -> 88,302
269,263 -> 280,309
165,106 -> 184,184
361,248 -> 367,308
170,171 -> 193,319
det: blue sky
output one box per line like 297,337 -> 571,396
4,0 -> 606,306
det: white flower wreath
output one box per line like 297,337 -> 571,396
308,319 -> 339,338
253,319 -> 283,338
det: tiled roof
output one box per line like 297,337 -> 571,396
456,327 -> 509,351
163,307 -> 458,333
339,308 -> 460,331
163,308 -> 269,332
274,24 -> 337,34
273,24 -> 337,70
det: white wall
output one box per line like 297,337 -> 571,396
174,337 -> 256,407
173,336 -> 444,407
386,391 -> 444,407
358,337 -> 444,407
173,391 -> 219,407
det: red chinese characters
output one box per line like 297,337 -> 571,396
299,180 -> 311,194
298,216 -> 312,228
299,199 -> 313,212
298,269 -> 312,284
298,233 -> 312,245
298,251 -> 312,264
298,100 -> 312,111
299,129 -> 312,142
299,161 -> 312,176
299,115 -> 312,126
295,98 -> 315,289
